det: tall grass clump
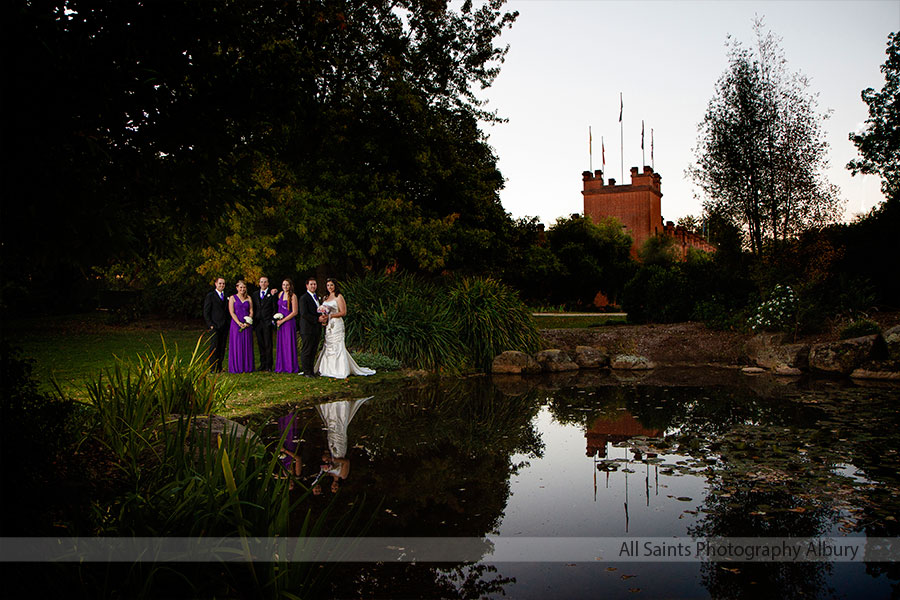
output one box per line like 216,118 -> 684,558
445,276 -> 541,371
83,337 -> 234,478
345,273 -> 465,370
343,272 -> 539,372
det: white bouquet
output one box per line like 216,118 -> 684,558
244,316 -> 253,325
273,312 -> 284,320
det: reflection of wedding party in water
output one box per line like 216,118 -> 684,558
202,275 -> 375,378
277,397 -> 372,494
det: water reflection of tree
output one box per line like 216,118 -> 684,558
348,378 -> 544,537
288,378 -> 542,598
687,455 -> 836,599
545,383 -> 818,440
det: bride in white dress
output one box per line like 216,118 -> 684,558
314,278 -> 376,379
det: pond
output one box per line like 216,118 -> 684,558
268,368 -> 900,599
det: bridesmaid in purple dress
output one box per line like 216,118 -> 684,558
274,279 -> 299,373
228,280 -> 255,373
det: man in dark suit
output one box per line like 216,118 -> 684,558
299,277 -> 326,377
252,276 -> 278,371
203,277 -> 229,372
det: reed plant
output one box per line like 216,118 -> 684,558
444,276 -> 541,371
74,341 -> 372,597
82,338 -> 233,482
343,272 -> 540,372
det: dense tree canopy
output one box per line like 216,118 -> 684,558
689,20 -> 843,256
1,0 -> 519,311
848,31 -> 900,202
544,214 -> 633,306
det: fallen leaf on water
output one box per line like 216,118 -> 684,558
629,588 -> 641,593
621,574 -> 637,580
606,567 -> 618,572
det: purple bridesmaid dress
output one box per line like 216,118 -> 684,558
275,295 -> 299,373
228,297 -> 254,373
278,412 -> 300,475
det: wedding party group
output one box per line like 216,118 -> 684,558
202,275 -> 375,379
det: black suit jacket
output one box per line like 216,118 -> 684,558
203,289 -> 229,330
252,288 -> 277,324
298,291 -> 320,335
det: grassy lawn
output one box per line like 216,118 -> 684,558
3,311 -> 621,418
532,314 -> 627,329
1,312 -> 406,419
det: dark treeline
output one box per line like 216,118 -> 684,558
2,0 -> 533,315
2,3 -> 897,331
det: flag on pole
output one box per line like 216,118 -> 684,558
589,126 -> 593,171
589,126 -> 592,156
619,93 -> 623,122
602,137 -> 606,170
651,128 -> 654,165
641,120 -> 644,150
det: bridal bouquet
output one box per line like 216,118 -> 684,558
273,312 -> 284,320
317,305 -> 333,316
244,316 -> 253,325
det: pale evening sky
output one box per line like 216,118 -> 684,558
479,0 -> 899,227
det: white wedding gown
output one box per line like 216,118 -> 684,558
314,299 -> 376,379
316,397 -> 372,460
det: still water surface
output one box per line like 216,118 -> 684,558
269,368 -> 900,598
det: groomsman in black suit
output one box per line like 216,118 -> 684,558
203,276 -> 229,372
252,276 -> 278,371
299,277 -> 326,377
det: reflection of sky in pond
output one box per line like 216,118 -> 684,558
500,408 -> 706,537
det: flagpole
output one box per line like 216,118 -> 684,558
651,128 -> 655,171
619,92 -> 624,183
641,120 -> 645,168
589,126 -> 593,173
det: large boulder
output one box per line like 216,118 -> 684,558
534,349 -> 580,372
885,325 -> 900,360
746,333 -> 809,370
573,345 -> 609,369
492,351 -> 541,374
610,354 -> 656,370
809,335 -> 888,375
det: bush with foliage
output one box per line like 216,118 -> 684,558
747,285 -> 798,333
343,272 -> 539,372
839,319 -> 881,340
445,276 -> 542,371
0,343 -> 81,534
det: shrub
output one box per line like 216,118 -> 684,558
445,276 -> 542,371
839,319 -> 881,339
622,265 -> 692,323
351,351 -> 402,371
0,343 -> 81,534
343,272 -> 539,372
747,285 -> 798,333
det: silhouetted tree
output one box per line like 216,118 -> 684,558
689,19 -> 843,256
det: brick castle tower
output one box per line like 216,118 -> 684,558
582,166 -> 714,259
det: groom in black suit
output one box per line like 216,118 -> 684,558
252,276 -> 278,371
203,277 -> 229,372
299,277 -> 326,377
